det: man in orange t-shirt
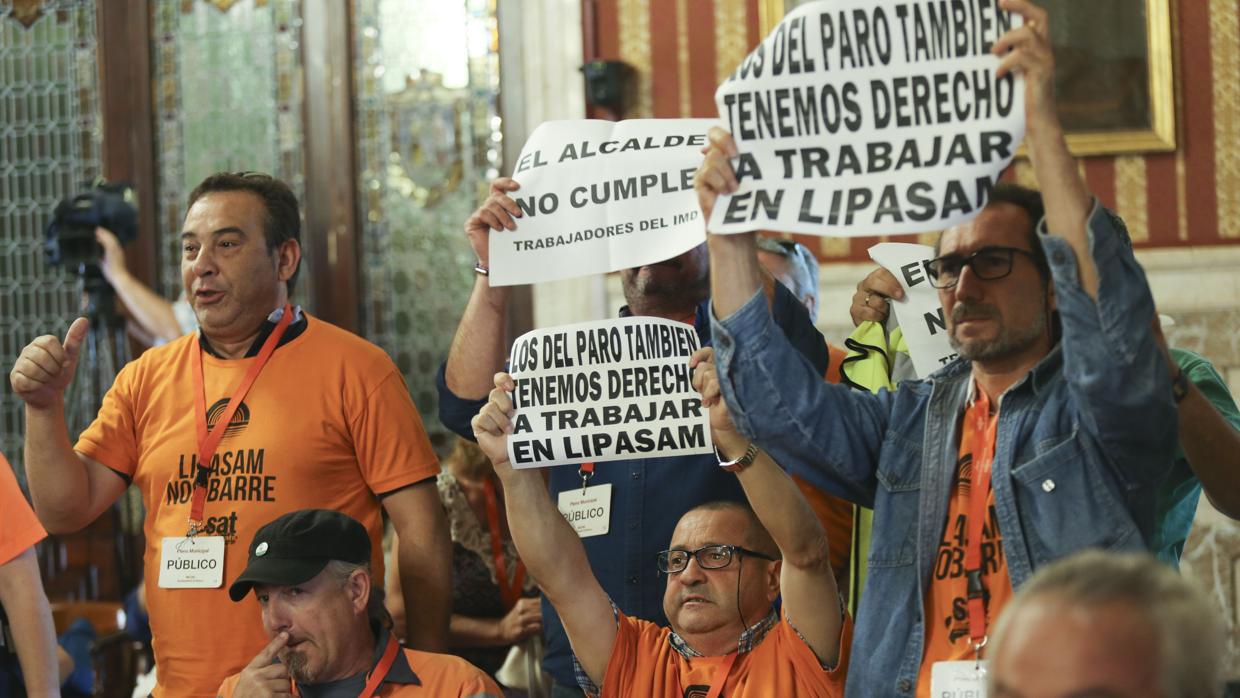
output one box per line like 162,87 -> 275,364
470,360 -> 850,698
0,452 -> 60,694
10,172 -> 450,697
219,509 -> 501,697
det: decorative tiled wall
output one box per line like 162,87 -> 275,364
0,1 -> 102,473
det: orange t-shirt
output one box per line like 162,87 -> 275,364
75,317 -> 439,698
916,392 -> 1012,697
600,611 -> 851,697
216,647 -> 503,697
0,451 -> 47,566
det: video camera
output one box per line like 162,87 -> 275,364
44,180 -> 139,271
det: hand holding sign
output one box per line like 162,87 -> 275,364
993,0 -> 1056,133
709,0 -> 1025,237
472,372 -> 518,473
464,178 -> 523,269
850,267 -> 905,327
694,127 -> 740,225
688,347 -> 745,452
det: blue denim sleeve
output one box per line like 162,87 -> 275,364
769,279 -> 831,376
711,289 -> 890,506
1042,202 -> 1177,488
435,362 -> 485,441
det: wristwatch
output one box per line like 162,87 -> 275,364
473,259 -> 490,276
716,442 -> 759,472
1172,367 -> 1190,403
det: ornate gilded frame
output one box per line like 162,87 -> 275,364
757,0 -> 1176,156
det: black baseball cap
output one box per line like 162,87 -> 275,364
228,509 -> 371,602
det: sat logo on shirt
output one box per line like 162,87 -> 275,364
205,398 -> 251,439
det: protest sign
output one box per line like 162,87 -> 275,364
489,119 -> 719,286
505,316 -> 713,468
710,0 -> 1024,236
868,242 -> 957,376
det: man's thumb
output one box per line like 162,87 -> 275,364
63,317 -> 89,363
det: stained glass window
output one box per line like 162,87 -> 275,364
353,0 -> 502,450
151,0 -> 307,304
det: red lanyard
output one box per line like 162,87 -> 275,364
482,477 -> 526,610
578,461 -> 595,494
703,652 -> 738,698
962,388 -> 998,653
359,632 -> 401,698
187,305 -> 293,533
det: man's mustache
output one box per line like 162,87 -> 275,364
951,302 -> 1000,323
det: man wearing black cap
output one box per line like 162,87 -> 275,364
219,509 -> 501,698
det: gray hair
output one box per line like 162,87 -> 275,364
755,237 -> 819,322
990,551 -> 1222,698
323,559 -> 394,630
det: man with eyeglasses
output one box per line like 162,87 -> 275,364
11,171 -> 451,697
692,1 -> 1176,695
468,366 -> 851,697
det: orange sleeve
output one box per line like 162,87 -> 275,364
0,453 -> 47,566
351,369 -> 440,495
782,610 -> 853,691
824,342 -> 848,385
74,360 -> 140,478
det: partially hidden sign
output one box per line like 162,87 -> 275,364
868,242 -> 957,377
709,0 -> 1024,236
505,317 -> 713,468
489,119 -> 719,286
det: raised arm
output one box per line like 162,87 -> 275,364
471,373 -> 616,685
97,227 -> 185,344
443,178 -> 524,400
10,318 -> 126,532
692,348 -> 843,665
993,0 -> 1094,296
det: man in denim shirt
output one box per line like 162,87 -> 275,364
694,1 -> 1177,695
436,180 -> 829,694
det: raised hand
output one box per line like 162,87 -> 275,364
694,126 -> 740,225
10,318 -> 89,411
465,178 -> 523,269
471,372 -> 517,471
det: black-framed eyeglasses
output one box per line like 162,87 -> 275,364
656,544 -> 777,574
926,246 -> 1041,289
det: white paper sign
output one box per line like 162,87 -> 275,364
558,484 -> 613,538
505,317 -> 713,468
158,536 -> 224,589
489,119 -> 721,286
868,242 -> 957,377
709,0 -> 1024,236
930,660 -> 989,697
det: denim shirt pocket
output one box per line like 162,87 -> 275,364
869,431 -> 922,568
1009,428 -> 1139,565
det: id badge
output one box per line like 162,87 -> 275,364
930,660 -> 989,697
557,484 -> 612,538
158,536 -> 225,589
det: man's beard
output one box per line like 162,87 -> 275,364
948,301 -> 1047,362
282,649 -> 312,683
